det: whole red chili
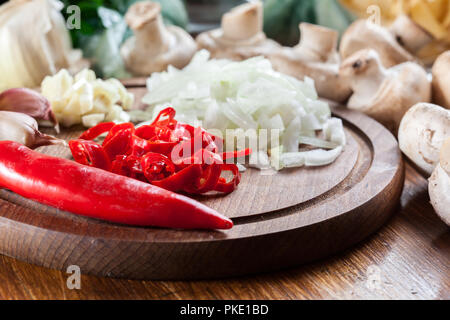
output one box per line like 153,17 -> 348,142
0,141 -> 233,229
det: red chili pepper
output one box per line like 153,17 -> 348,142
214,164 -> 241,194
0,141 -> 233,229
141,152 -> 175,182
222,148 -> 253,161
71,107 -> 252,195
79,122 -> 115,140
152,164 -> 203,192
103,126 -> 134,160
69,140 -> 111,171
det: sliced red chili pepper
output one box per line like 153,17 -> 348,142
103,123 -> 135,146
69,107 -> 251,196
145,140 -> 178,156
103,127 -> 134,161
184,163 -> 223,194
135,125 -> 158,140
222,148 -> 252,161
150,107 -> 177,128
111,155 -> 146,181
152,164 -> 203,192
141,152 -> 176,182
79,122 -> 115,140
69,139 -> 111,171
214,164 -> 241,193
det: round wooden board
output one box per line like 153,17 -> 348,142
0,104 -> 404,280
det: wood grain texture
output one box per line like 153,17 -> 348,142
0,105 -> 404,280
0,163 -> 447,299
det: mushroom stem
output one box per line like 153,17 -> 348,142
222,1 -> 263,41
121,1 -> 197,76
340,49 -> 388,103
125,2 -> 172,57
294,23 -> 339,63
389,15 -> 432,54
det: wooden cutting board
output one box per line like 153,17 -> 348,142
0,88 -> 404,280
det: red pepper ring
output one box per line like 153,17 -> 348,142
141,152 -> 176,182
68,140 -> 111,171
103,123 -> 135,146
187,163 -> 223,194
103,127 -> 134,161
150,107 -> 176,127
79,122 -> 115,140
214,164 -> 241,194
152,164 -> 203,192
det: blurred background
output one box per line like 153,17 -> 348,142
0,0 -> 449,79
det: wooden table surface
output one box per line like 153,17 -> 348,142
0,161 -> 448,300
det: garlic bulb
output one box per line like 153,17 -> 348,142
0,111 -> 66,149
0,0 -> 88,91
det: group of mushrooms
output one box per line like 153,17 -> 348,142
119,1 -> 450,226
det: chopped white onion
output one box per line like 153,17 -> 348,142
130,50 -> 346,170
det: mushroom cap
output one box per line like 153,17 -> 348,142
222,1 -> 263,41
269,48 -> 351,103
428,138 -> 450,226
440,138 -> 450,174
294,23 -> 339,63
432,50 -> 450,109
121,25 -> 197,76
341,49 -> 431,133
125,1 -> 160,30
121,1 -> 197,76
196,28 -> 280,61
195,0 -> 280,61
340,19 -> 416,68
267,23 -> 350,103
399,103 -> 450,176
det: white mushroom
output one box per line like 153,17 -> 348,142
195,1 -> 280,60
269,23 -> 351,103
389,14 -> 433,55
339,49 -> 431,133
398,103 -> 450,175
120,1 -> 197,76
428,138 -> 450,226
432,50 -> 450,109
340,19 -> 416,68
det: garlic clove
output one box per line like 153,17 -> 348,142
0,88 -> 59,132
0,111 -> 66,149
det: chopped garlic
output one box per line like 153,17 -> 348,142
41,69 -> 134,127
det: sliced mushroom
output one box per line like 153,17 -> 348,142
398,103 -> 450,175
389,14 -> 433,55
432,50 -> 450,109
269,23 -> 351,103
340,19 -> 416,68
428,138 -> 450,226
120,1 -> 197,76
195,1 -> 280,60
340,49 -> 430,133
